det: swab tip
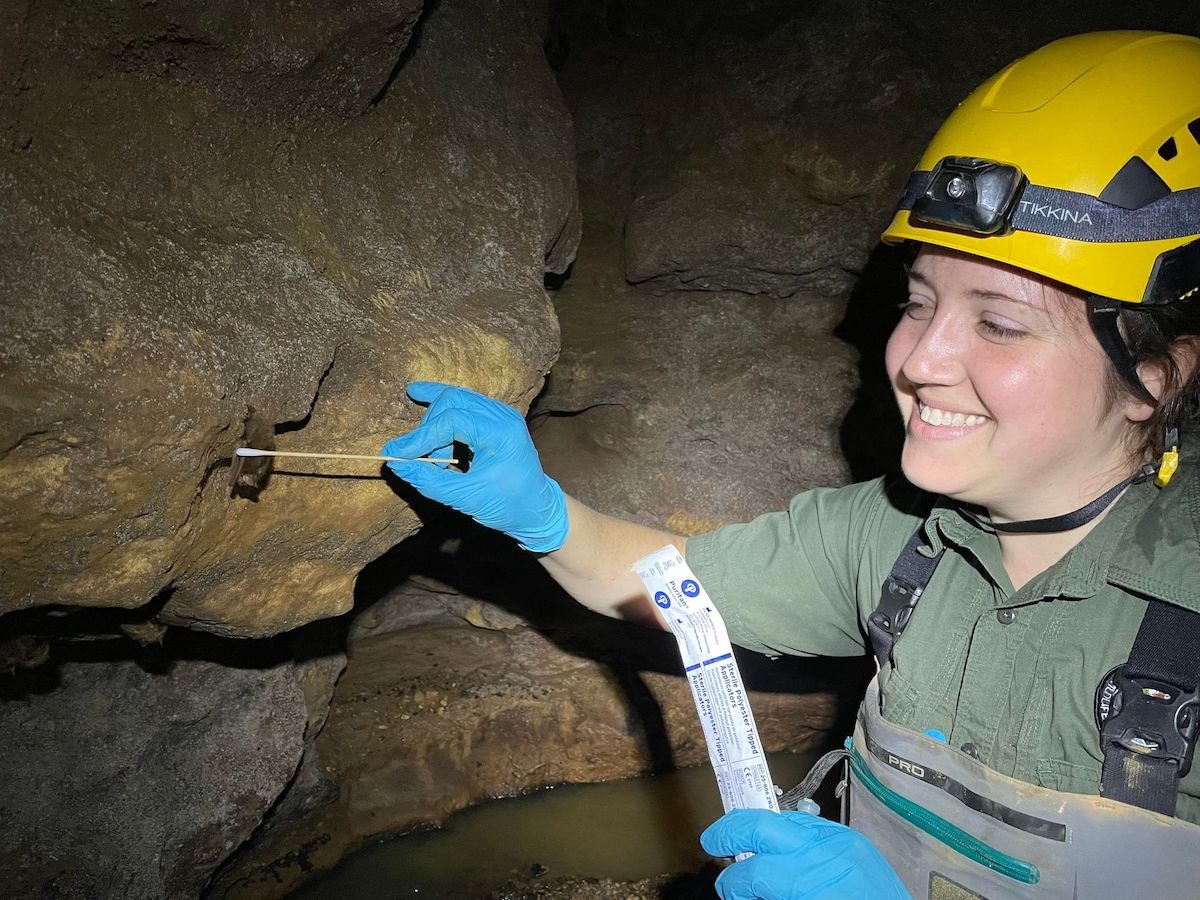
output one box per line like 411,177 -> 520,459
235,447 -> 267,457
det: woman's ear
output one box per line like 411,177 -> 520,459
1131,358 -> 1168,422
1132,336 -> 1200,421
1172,335 -> 1200,385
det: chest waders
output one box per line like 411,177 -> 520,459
846,679 -> 1200,898
787,528 -> 1200,899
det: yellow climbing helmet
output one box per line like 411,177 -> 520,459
882,31 -> 1200,307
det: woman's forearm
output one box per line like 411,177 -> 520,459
538,494 -> 686,628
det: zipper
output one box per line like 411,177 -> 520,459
847,738 -> 1041,885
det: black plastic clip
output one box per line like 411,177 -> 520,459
1099,668 -> 1200,777
868,577 -> 922,637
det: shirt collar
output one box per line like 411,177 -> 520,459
1106,461 -> 1200,615
921,475 -> 1180,606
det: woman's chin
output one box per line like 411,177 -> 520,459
899,455 -> 977,503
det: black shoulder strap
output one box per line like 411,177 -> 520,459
1100,600 -> 1200,816
874,528 -> 1200,817
868,530 -> 944,669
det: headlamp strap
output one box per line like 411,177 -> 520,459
898,170 -> 1200,243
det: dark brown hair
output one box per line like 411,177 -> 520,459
1109,303 -> 1200,462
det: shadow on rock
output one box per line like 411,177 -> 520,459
353,486 -> 873,774
834,241 -> 910,483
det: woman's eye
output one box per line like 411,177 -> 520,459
898,299 -> 933,320
980,318 -> 1025,340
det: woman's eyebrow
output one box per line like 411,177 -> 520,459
965,288 -> 1041,310
907,269 -> 1039,310
906,268 -> 936,291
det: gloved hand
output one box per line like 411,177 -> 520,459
701,809 -> 910,900
381,381 -> 568,553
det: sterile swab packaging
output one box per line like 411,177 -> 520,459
633,545 -> 780,819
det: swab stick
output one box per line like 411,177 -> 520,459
235,448 -> 458,464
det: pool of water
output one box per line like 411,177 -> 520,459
291,752 -> 820,899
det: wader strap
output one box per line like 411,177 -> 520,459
868,530 -> 944,668
1100,600 -> 1200,816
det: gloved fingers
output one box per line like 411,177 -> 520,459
381,431 -> 451,469
701,809 -> 841,859
420,404 -> 535,471
404,380 -> 456,406
711,856 -> 799,900
385,457 -> 461,495
402,383 -> 532,460
382,404 -> 483,464
712,849 -> 898,900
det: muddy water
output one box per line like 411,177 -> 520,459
291,752 -> 821,899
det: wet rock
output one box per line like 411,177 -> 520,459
484,870 -> 720,900
0,0 -> 577,636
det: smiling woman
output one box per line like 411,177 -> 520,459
378,29 -> 1200,900
885,247 -> 1149,534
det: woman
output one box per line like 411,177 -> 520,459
382,31 -> 1200,898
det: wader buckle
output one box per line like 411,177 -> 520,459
1099,669 -> 1200,777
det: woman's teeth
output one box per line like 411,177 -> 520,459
919,404 -> 986,427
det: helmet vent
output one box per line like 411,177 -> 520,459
1190,118 -> 1200,146
1158,138 -> 1178,161
1099,156 -> 1171,210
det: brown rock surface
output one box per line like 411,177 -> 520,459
9,3 -> 1199,900
611,1 -> 1200,300
0,0 -> 577,637
0,643 -> 343,900
480,872 -> 720,900
209,538 -> 842,899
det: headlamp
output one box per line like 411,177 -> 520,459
911,157 -> 1028,236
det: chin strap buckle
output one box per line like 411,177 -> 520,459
1156,426 -> 1181,487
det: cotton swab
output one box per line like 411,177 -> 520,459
235,448 -> 458,464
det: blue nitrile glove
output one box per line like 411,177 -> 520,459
381,381 -> 568,553
701,809 -> 910,900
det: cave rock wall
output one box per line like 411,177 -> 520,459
0,0 -> 579,637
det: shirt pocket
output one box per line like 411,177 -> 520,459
878,665 -> 920,726
881,595 -> 973,731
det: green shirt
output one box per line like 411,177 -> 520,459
686,469 -> 1200,823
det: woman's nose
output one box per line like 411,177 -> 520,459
899,315 -> 967,386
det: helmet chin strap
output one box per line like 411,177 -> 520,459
984,464 -> 1158,534
977,296 -> 1185,532
962,295 -> 1181,534
974,419 -> 1182,532
1086,295 -> 1158,406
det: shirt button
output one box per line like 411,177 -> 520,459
996,608 -> 1017,625
961,742 -> 980,759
